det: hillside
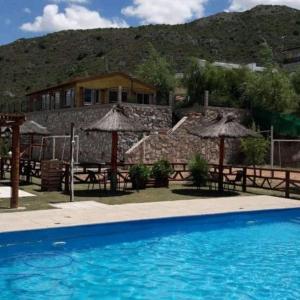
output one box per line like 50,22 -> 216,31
1,5 -> 300,102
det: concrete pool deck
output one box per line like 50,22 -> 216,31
0,195 -> 300,233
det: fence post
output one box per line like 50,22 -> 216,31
285,171 -> 290,198
242,167 -> 247,193
64,164 -> 70,193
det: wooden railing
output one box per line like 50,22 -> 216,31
1,158 -> 300,198
209,164 -> 300,198
121,163 -> 300,198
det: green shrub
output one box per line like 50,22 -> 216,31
188,154 -> 209,189
240,137 -> 269,167
129,164 -> 150,190
151,160 -> 173,187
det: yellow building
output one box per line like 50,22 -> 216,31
26,72 -> 157,112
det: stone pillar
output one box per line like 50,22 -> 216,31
118,86 -> 122,104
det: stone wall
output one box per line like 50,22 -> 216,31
26,104 -> 172,162
125,107 -> 248,164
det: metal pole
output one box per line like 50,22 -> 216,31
270,126 -> 274,168
70,123 -> 75,202
52,137 -> 56,160
204,90 -> 209,116
218,137 -> 225,192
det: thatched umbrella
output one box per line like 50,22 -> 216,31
20,120 -> 50,159
190,113 -> 259,191
85,105 -> 148,192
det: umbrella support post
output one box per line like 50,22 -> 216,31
218,137 -> 225,192
111,131 -> 118,192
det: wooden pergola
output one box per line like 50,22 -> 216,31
0,113 -> 25,208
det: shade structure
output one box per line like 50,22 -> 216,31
20,120 -> 50,136
85,105 -> 149,192
85,105 -> 147,133
0,113 -> 25,208
20,120 -> 50,160
190,113 -> 259,191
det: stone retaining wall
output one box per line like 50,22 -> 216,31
26,104 -> 172,162
125,107 -> 248,164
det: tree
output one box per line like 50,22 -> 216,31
136,44 -> 175,105
182,59 -> 225,105
243,68 -> 297,113
290,67 -> 300,95
240,137 -> 269,167
216,67 -> 251,108
258,41 -> 274,68
240,137 -> 269,184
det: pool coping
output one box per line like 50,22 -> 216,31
1,195 -> 300,235
1,207 -> 300,246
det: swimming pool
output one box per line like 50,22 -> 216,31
1,208 -> 300,299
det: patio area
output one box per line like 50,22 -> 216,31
0,193 -> 300,233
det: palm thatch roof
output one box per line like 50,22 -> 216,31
85,105 -> 149,132
20,120 -> 50,136
190,113 -> 260,138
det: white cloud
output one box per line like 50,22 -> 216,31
24,7 -> 31,14
52,0 -> 90,3
122,0 -> 207,25
20,4 -> 128,33
228,0 -> 300,11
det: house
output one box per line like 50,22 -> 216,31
173,59 -> 265,103
25,72 -> 157,112
197,59 -> 265,72
283,47 -> 300,71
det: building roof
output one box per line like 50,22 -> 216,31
197,59 -> 265,72
26,72 -> 156,96
84,104 -> 149,133
282,46 -> 300,52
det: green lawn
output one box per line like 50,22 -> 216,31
0,181 -> 245,212
1,178 -> 296,213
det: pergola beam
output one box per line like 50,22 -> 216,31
0,113 -> 25,209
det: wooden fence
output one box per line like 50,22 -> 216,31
1,158 -> 300,198
121,163 -> 300,198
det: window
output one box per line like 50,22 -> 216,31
84,89 -> 93,105
137,93 -> 151,104
65,89 -> 74,107
35,98 -> 42,111
55,92 -> 60,109
122,92 -> 128,102
109,90 -> 118,103
137,94 -> 143,104
42,94 -> 50,110
95,90 -> 100,104
144,94 -> 149,105
51,94 -> 56,110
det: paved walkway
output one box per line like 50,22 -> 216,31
0,195 -> 300,233
0,187 -> 35,198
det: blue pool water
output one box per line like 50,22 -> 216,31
1,209 -> 300,300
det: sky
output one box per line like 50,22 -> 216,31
1,0 -> 300,45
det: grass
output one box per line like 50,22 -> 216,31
0,180 -> 245,213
